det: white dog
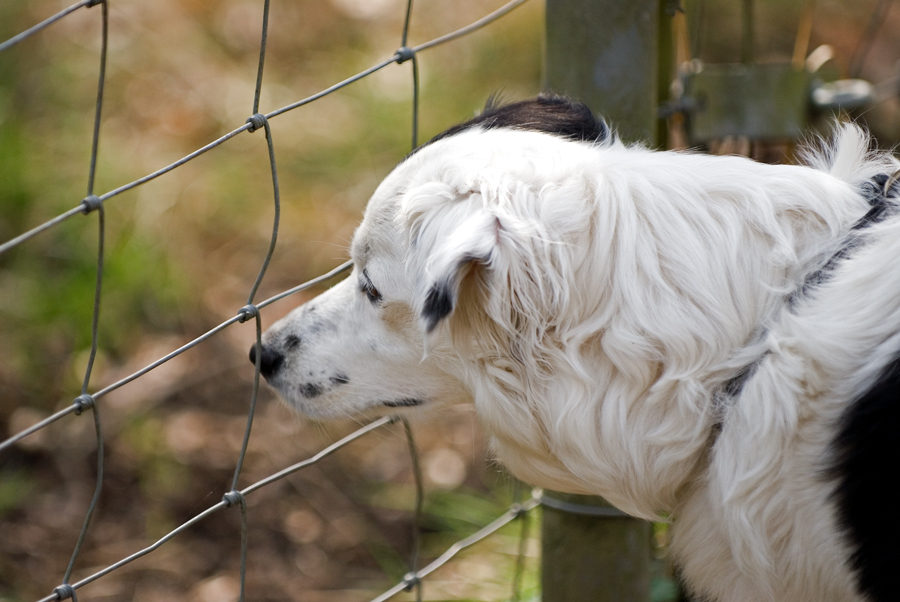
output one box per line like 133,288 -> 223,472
252,96 -> 898,602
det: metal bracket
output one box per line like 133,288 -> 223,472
539,492 -> 632,517
660,59 -> 876,144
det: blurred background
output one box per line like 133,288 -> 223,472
1,0 -> 898,601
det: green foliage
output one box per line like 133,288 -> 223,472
362,478 -> 541,600
0,469 -> 34,518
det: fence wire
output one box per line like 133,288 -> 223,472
0,0 -> 538,600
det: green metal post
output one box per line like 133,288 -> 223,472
542,1 -> 659,600
657,0 -> 675,148
545,0 -> 661,145
540,493 -> 651,601
741,0 -> 755,64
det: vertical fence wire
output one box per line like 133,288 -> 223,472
60,0 -> 109,589
63,202 -> 104,584
402,419 -> 425,602
0,1 -> 540,600
227,2 -> 281,597
510,482 -> 532,602
400,0 -> 420,150
398,1 -> 425,598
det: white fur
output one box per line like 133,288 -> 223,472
260,123 -> 899,601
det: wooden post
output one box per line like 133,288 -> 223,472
540,493 -> 651,602
545,0 -> 662,145
542,1 -> 660,600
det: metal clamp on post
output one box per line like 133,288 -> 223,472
402,572 -> 421,592
538,491 -> 630,517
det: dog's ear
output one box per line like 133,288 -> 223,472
418,210 -> 499,335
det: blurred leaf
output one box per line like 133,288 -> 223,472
0,469 -> 34,517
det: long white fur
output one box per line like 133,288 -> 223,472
261,123 -> 899,601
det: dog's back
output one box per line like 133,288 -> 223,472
672,125 -> 900,602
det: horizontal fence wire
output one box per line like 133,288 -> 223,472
0,0 -> 539,600
371,496 -> 541,602
34,416 -> 395,602
0,0 -> 97,53
0,0 -> 531,257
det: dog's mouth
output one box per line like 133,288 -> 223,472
381,398 -> 425,408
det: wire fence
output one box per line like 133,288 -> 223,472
0,1 -> 540,600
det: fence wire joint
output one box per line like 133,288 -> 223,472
402,572 -> 421,591
237,304 -> 260,323
72,394 -> 95,416
395,46 -> 415,64
222,490 -> 246,508
52,584 -> 76,602
80,195 -> 102,215
246,113 -> 268,133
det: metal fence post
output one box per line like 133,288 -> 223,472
542,0 -> 660,599
545,0 -> 662,145
541,493 -> 651,601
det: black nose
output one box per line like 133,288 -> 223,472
248,343 -> 284,377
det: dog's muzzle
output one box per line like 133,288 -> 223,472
248,343 -> 284,377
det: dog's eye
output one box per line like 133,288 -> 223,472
364,283 -> 380,303
361,270 -> 382,304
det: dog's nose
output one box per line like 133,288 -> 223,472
248,343 -> 284,377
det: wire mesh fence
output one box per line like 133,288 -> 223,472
0,1 -> 540,600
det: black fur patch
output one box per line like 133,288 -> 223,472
711,352 -> 769,436
421,254 -> 488,332
857,173 -> 899,228
721,354 -> 766,398
828,353 -> 900,601
791,174 -> 898,304
298,382 -> 324,398
413,94 -> 610,156
422,282 -> 454,333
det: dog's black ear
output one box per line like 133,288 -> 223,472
418,212 -> 499,335
421,254 -> 487,333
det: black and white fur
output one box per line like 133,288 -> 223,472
252,96 -> 900,601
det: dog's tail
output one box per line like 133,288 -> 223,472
800,122 -> 900,190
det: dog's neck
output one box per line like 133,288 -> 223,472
446,167 -> 891,520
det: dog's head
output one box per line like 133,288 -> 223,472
251,95 -> 612,420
